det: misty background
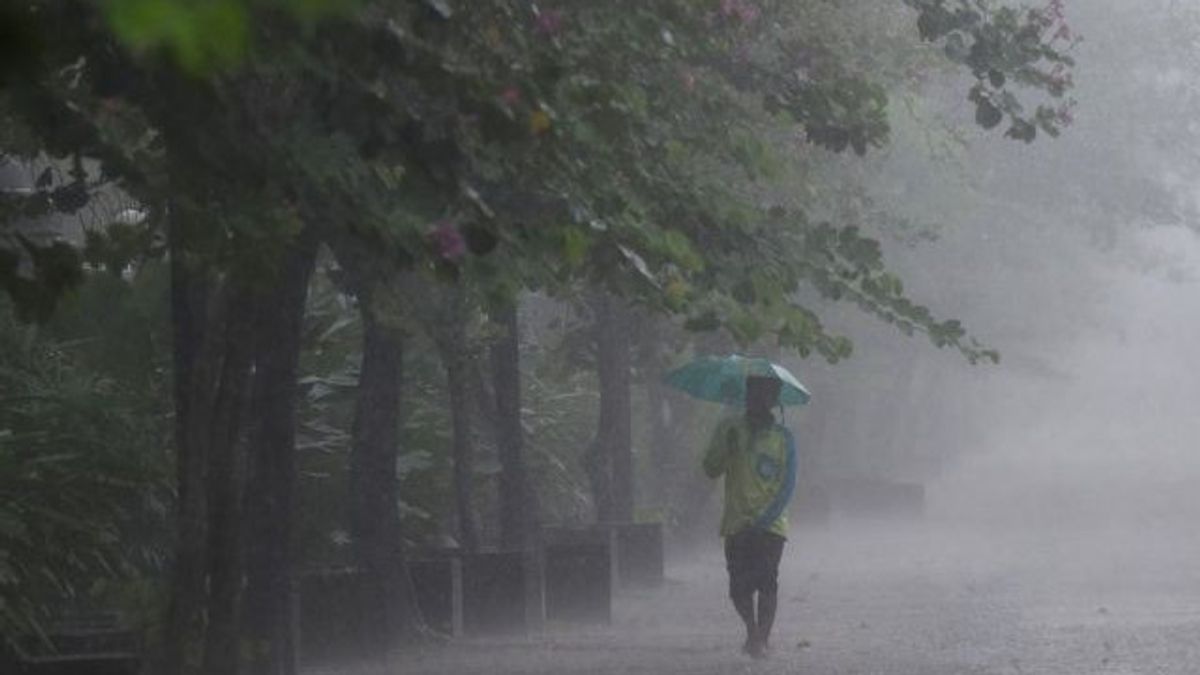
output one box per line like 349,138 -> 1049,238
777,0 -> 1200,535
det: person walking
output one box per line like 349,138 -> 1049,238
703,375 -> 798,659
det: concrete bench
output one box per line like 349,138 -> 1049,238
610,522 -> 664,589
541,526 -> 615,624
298,567 -> 379,665
461,550 -> 537,636
409,553 -> 463,637
301,550 -> 541,650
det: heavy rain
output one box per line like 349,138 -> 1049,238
3,1 -> 1200,674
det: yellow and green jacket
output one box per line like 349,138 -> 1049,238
703,416 -> 797,539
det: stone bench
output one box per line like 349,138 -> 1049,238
610,522 -> 664,589
461,550 -> 539,636
299,559 -> 468,661
301,549 -> 542,652
297,568 -> 378,665
541,526 -> 616,624
409,554 -> 463,637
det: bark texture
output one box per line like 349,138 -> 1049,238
241,230 -> 318,675
590,293 -> 634,523
491,302 -> 533,549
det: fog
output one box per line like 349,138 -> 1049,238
383,2 -> 1200,672
940,244 -> 1200,531
787,0 -> 1200,534
11,1 -> 1200,673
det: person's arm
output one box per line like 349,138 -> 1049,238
703,420 -> 736,478
753,425 -> 798,529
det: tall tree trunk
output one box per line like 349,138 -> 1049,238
491,302 -> 533,550
428,286 -> 480,552
592,293 -> 634,523
242,231 -> 318,675
201,285 -> 257,675
161,209 -> 212,675
645,369 -> 675,514
347,295 -> 425,652
326,232 -> 427,652
440,308 -> 479,552
638,317 -> 704,523
163,205 -> 259,675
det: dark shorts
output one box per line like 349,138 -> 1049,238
724,528 -> 786,597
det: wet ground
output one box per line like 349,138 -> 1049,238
316,521 -> 1200,675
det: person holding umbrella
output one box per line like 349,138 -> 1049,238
666,356 -> 807,659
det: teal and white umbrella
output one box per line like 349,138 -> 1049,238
663,354 -> 811,407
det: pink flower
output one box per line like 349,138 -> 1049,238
500,86 -> 521,107
719,0 -> 759,24
681,70 -> 697,92
428,220 -> 467,261
535,9 -> 564,36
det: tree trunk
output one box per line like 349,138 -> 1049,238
645,370 -> 675,513
425,283 -> 480,552
347,295 -> 425,651
201,284 -> 257,675
634,315 -> 698,520
161,209 -> 212,675
162,213 -> 266,675
490,302 -> 533,550
242,230 -> 318,675
440,309 -> 479,552
325,231 -> 427,652
592,293 -> 634,523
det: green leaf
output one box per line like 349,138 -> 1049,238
659,231 -> 702,271
562,228 -> 590,267
106,0 -> 249,73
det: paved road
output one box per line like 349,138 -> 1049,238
315,523 -> 1200,675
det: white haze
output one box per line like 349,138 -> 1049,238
373,2 -> 1200,673
937,234 -> 1200,532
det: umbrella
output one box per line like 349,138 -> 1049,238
663,354 -> 811,407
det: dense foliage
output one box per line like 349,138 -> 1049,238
0,0 -> 1074,357
0,271 -> 171,638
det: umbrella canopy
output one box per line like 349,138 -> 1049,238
664,354 -> 811,407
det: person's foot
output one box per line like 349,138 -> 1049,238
741,631 -> 770,659
748,636 -> 769,660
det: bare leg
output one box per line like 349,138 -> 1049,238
754,589 -> 777,657
751,533 -> 785,658
730,588 -> 757,653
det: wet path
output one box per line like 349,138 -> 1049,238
315,523 -> 1200,675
